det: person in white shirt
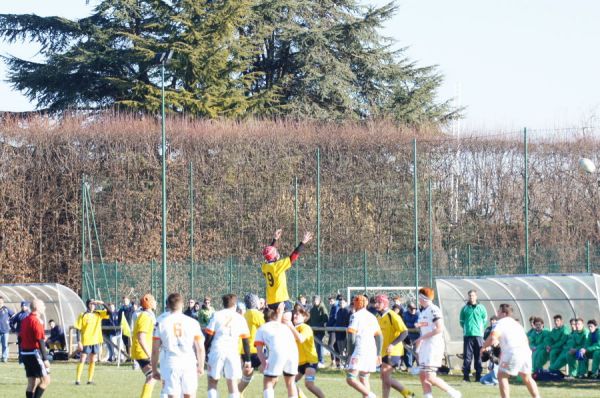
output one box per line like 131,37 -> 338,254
345,295 -> 382,398
255,302 -> 299,398
205,294 -> 252,398
481,303 -> 540,398
414,287 -> 461,398
151,293 -> 205,398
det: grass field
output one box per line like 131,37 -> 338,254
0,361 -> 597,398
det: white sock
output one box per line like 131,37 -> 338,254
424,393 -> 433,398
447,388 -> 462,398
264,388 -> 275,398
228,393 -> 240,398
368,393 -> 377,398
207,388 -> 218,398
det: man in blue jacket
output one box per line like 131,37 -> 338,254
0,296 -> 15,362
459,290 -> 488,382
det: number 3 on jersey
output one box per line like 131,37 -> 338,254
264,271 -> 275,287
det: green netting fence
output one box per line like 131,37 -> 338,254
82,244 -> 600,305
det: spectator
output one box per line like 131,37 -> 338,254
367,295 -> 378,315
545,314 -> 570,368
326,295 -> 341,366
197,297 -> 214,330
481,318 -> 500,386
10,301 -> 30,364
297,295 -> 307,309
193,301 -> 201,315
569,318 -> 577,332
0,296 -> 14,362
549,317 -> 589,377
334,297 -> 351,368
391,304 -> 402,315
308,295 -> 328,367
526,316 -> 536,341
528,317 -> 549,372
402,301 -> 420,370
101,303 -> 120,362
183,299 -> 197,319
583,319 -> 600,378
46,319 -> 66,351
459,289 -> 487,382
483,316 -> 498,340
118,296 -> 133,355
391,295 -> 403,312
258,297 -> 266,311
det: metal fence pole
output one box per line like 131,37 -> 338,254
467,244 -> 472,276
189,161 -> 195,300
81,178 -> 86,296
363,250 -> 368,291
114,262 -> 118,301
294,176 -> 299,298
524,127 -> 530,274
413,139 -> 419,292
586,240 -> 591,273
428,178 -> 433,287
316,148 -> 321,296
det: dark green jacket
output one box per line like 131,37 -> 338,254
529,329 -> 550,349
566,329 -> 589,350
545,325 -> 571,349
459,303 -> 487,337
309,302 -> 329,328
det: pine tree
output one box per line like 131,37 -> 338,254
0,0 -> 457,122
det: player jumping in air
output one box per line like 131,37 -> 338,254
414,287 -> 462,398
262,229 -> 313,317
345,295 -> 382,398
205,294 -> 252,398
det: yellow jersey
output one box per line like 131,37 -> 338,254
377,309 -> 407,356
75,310 -> 109,346
131,310 -> 155,360
261,257 -> 292,304
296,323 -> 318,365
239,309 -> 265,354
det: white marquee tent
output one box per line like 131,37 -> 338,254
436,273 -> 600,357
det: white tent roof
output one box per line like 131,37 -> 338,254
435,273 -> 600,356
0,283 -> 85,329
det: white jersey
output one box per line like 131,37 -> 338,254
254,321 -> 298,376
347,308 -> 381,358
206,308 -> 250,354
153,311 -> 203,368
417,303 -> 445,367
494,317 -> 530,355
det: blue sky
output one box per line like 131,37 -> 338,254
0,0 -> 598,131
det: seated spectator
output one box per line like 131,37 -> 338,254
549,317 -> 589,377
480,344 -> 501,386
583,319 -> 600,378
46,319 -> 65,351
402,301 -> 420,370
529,317 -> 550,372
483,316 -> 498,340
545,314 -> 570,369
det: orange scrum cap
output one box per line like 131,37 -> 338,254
418,287 -> 435,301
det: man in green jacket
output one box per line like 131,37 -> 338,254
308,295 -> 329,366
549,317 -> 589,377
459,289 -> 487,382
581,319 -> 600,377
528,317 -> 549,371
545,315 -> 571,367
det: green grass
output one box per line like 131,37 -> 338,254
0,361 -> 596,397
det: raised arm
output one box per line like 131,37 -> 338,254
270,229 -> 283,246
290,231 -> 313,263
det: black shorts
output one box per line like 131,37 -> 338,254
136,359 -> 151,369
82,344 -> 101,355
382,355 -> 402,368
267,301 -> 293,312
22,350 -> 48,378
298,363 -> 318,375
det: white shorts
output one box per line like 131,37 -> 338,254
265,352 -> 298,377
498,350 -> 532,376
347,353 -> 377,373
417,341 -> 444,369
208,350 -> 242,380
161,366 -> 198,396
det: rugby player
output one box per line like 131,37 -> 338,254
151,293 -> 205,398
238,294 -> 265,395
205,294 -> 252,398
414,287 -> 461,398
255,302 -> 299,398
286,307 -> 325,398
374,294 -> 414,398
482,303 -> 540,398
131,294 -> 157,398
74,299 -> 110,385
345,295 -> 381,398
262,229 -> 312,318
19,299 -> 50,398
